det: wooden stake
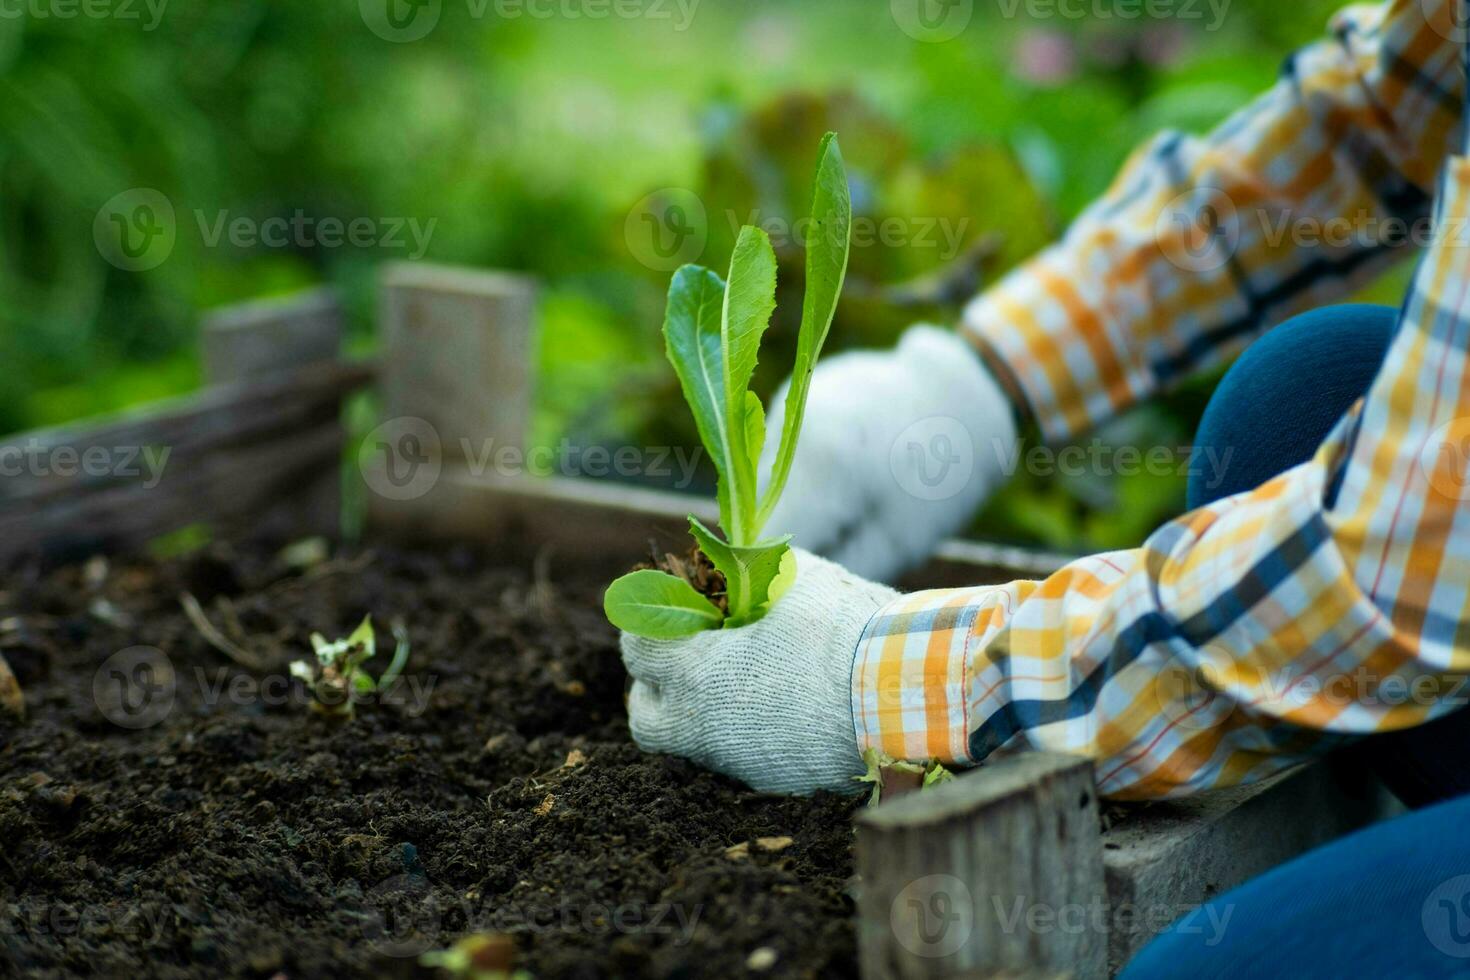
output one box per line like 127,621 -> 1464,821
377,262 -> 536,459
201,287 -> 343,385
856,753 -> 1107,980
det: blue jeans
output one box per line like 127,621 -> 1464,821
1121,793 -> 1470,978
1121,306 -> 1470,978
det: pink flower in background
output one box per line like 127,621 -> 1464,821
742,14 -> 797,69
1012,29 -> 1078,87
1138,23 -> 1192,68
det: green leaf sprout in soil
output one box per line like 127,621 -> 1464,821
420,934 -> 529,980
856,748 -> 956,806
290,615 -> 410,719
605,133 -> 852,639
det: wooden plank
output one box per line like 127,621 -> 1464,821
200,287 -> 343,384
202,288 -> 348,537
1099,761 -> 1399,973
0,421 -> 345,566
1,360 -> 371,503
379,262 -> 537,460
901,539 -> 1074,590
362,465 -> 1068,584
855,753 -> 1107,980
0,360 -> 373,566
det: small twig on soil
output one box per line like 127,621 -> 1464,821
87,598 -> 134,629
531,544 -> 557,622
1,614 -> 59,635
262,549 -> 377,599
179,592 -> 270,671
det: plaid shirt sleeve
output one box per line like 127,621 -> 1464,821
963,0 -> 1463,443
853,0 -> 1470,800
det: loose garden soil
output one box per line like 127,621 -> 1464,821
0,539 -> 862,979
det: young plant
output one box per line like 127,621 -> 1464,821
290,615 -> 410,718
605,133 -> 852,639
420,934 -> 528,980
855,748 -> 956,806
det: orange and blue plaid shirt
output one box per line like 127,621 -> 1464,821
853,0 -> 1470,799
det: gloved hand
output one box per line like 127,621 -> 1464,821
758,325 -> 1019,583
621,549 -> 897,795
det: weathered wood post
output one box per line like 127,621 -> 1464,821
200,287 -> 346,540
201,287 -> 343,385
363,262 -> 538,543
378,262 -> 536,461
856,753 -> 1107,980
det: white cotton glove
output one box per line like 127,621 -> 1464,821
620,549 -> 897,796
758,325 -> 1019,583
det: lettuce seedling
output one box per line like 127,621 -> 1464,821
605,133 -> 852,639
420,934 -> 528,980
290,615 -> 410,718
856,748 -> 957,805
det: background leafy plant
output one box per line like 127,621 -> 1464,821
2,0 -> 1408,556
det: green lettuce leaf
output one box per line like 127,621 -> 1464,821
604,569 -> 723,640
721,226 -> 778,542
758,132 -> 852,529
662,265 -> 738,537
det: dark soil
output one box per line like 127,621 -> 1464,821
0,540 -> 862,979
637,547 -> 728,616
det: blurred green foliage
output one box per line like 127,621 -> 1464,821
0,0 -> 1413,552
